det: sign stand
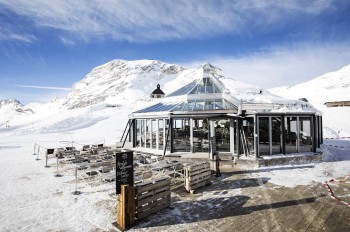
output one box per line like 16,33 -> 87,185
116,184 -> 135,231
114,151 -> 135,230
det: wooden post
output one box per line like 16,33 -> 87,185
116,184 -> 135,231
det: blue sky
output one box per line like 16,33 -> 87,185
1,0 -> 350,104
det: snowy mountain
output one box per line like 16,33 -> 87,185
269,64 -> 350,137
1,60 -> 349,139
63,60 -> 187,109
0,99 -> 33,126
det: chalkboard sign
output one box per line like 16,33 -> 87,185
115,151 -> 134,194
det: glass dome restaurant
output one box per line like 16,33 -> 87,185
121,63 -> 323,159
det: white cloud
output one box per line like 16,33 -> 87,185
0,0 -> 337,43
15,85 -> 71,91
0,29 -> 36,43
60,37 -> 75,46
183,42 -> 350,88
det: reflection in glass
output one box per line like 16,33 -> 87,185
140,120 -> 145,147
173,118 -> 191,152
165,119 -> 170,151
299,117 -> 312,152
158,119 -> 164,150
146,120 -> 150,148
243,118 -> 255,155
193,118 -> 209,152
215,119 -> 230,152
285,116 -> 298,153
258,117 -> 269,155
151,120 -> 157,149
272,117 -> 282,154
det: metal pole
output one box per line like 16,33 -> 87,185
73,166 -> 81,195
45,151 -> 48,167
55,157 -> 62,177
75,166 -> 77,193
33,143 -> 36,155
36,146 -> 40,160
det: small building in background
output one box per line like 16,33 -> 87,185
150,84 -> 165,98
324,101 -> 350,107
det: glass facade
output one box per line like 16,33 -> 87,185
257,115 -> 314,156
133,114 -> 319,157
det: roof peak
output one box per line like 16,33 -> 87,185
201,62 -> 221,72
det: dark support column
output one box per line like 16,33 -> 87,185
163,118 -> 172,156
312,115 -> 317,152
236,119 -> 242,157
320,116 -> 323,144
170,118 -> 173,153
255,115 -> 259,158
122,120 -> 133,148
281,115 -> 286,155
120,120 -> 131,142
132,119 -> 137,147
129,119 -> 134,143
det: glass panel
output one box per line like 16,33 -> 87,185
204,100 -> 214,110
172,102 -> 185,111
158,119 -> 164,150
141,120 -> 145,147
168,81 -> 197,97
214,99 -> 224,110
173,118 -> 191,152
243,118 -> 255,155
165,119 -> 170,151
285,116 -> 298,153
183,101 -> 195,111
215,119 -> 230,152
194,100 -> 204,110
299,117 -> 312,152
146,120 -> 151,148
258,117 -> 270,156
204,78 -> 214,93
224,100 -> 236,110
136,120 -> 141,147
193,118 -> 209,152
190,84 -> 204,94
271,117 -> 282,154
213,84 -> 221,93
151,120 -> 157,149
